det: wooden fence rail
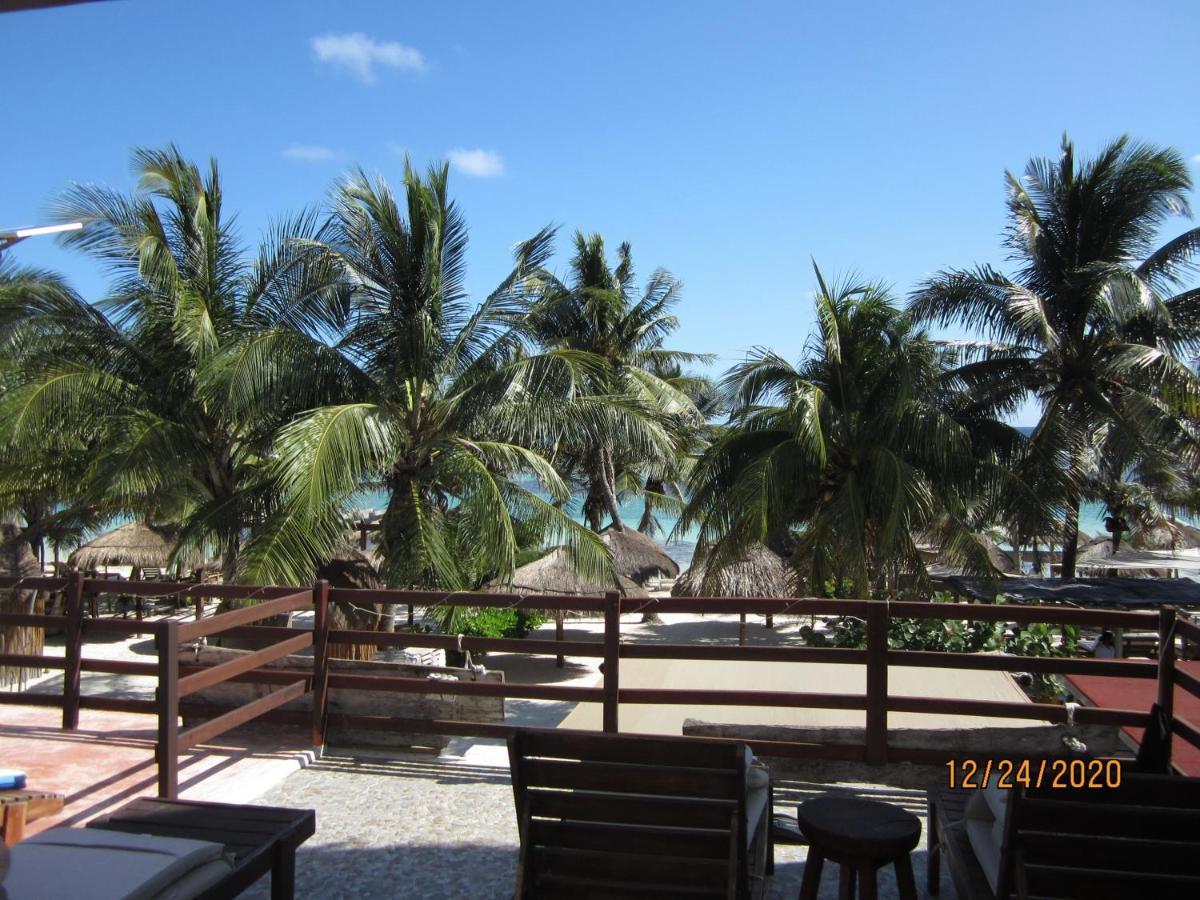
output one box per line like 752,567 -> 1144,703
2,574 -> 1199,798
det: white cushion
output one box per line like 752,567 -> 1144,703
1,827 -> 233,900
963,785 -> 1009,893
744,751 -> 771,846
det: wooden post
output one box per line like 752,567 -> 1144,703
602,591 -> 620,733
61,570 -> 85,730
193,595 -> 203,621
132,567 -> 143,637
555,610 -> 565,669
1157,606 -> 1177,768
311,580 -> 330,748
865,600 -> 889,765
738,613 -> 747,646
156,620 -> 180,799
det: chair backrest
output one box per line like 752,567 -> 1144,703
1000,771 -> 1200,899
508,730 -> 750,898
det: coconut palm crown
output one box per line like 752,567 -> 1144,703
0,146 -> 349,579
247,164 -> 617,589
525,233 -> 710,533
910,135 -> 1200,578
681,266 -> 1007,597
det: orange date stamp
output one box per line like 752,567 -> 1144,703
946,758 -> 1122,790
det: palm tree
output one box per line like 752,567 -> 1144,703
911,135 -> 1200,578
0,258 -> 103,562
1083,422 -> 1198,553
681,266 -> 1006,598
526,233 -> 708,534
0,145 -> 348,581
246,164 -> 613,591
635,363 -> 723,537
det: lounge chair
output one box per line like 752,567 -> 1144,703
508,730 -> 772,898
0,798 -> 315,900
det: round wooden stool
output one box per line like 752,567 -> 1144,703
795,795 -> 921,900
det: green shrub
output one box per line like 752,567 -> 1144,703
821,612 -> 1003,652
449,607 -> 546,639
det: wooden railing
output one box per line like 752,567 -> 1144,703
0,574 -> 311,797
2,575 -> 1199,797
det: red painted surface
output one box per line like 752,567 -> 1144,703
1066,660 -> 1200,776
0,707 -> 311,837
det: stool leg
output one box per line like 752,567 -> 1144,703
798,848 -> 824,900
858,863 -> 878,900
894,853 -> 918,900
837,864 -> 856,900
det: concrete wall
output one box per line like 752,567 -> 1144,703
183,645 -> 505,750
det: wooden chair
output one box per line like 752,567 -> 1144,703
1003,771 -> 1200,899
508,730 -> 772,898
928,770 -> 1200,899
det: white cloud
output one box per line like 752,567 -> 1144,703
1193,153 -> 1200,165
311,32 -> 425,84
447,148 -> 504,178
283,144 -> 336,162
386,142 -> 408,157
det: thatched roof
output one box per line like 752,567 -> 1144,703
925,533 -> 1018,576
1077,535 -> 1113,563
600,527 -> 680,584
1131,519 -> 1200,551
68,522 -> 179,571
982,538 -> 1019,575
318,544 -> 382,591
1076,521 -> 1200,567
1,518 -> 38,580
672,543 -> 793,598
497,547 -> 649,599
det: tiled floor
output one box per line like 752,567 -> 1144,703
0,705 -> 313,833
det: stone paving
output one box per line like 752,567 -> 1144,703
247,749 -> 936,900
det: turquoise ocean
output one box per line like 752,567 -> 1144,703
351,487 -> 1115,571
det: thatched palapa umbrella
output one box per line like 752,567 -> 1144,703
673,543 -> 793,597
68,521 -> 178,575
497,547 -> 647,668
927,533 -> 1019,577
1131,519 -> 1200,552
599,527 -> 680,585
317,544 -> 391,661
503,547 -> 648,599
673,543 -> 793,643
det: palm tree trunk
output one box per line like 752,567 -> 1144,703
596,446 -> 624,532
1060,498 -> 1080,581
638,478 -> 663,535
221,534 -> 239,583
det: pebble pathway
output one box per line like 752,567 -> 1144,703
246,750 -> 935,899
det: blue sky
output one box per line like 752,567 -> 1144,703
3,0 -> 1199,425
